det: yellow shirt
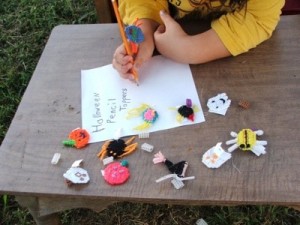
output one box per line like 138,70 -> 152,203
119,0 -> 284,56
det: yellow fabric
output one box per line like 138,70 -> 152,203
211,0 -> 285,55
118,0 -> 284,56
119,0 -> 169,25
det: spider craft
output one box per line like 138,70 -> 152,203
170,99 -> 199,123
126,104 -> 158,130
97,136 -> 138,160
226,129 -> 268,156
62,128 -> 90,149
153,151 -> 188,178
102,160 -> 130,185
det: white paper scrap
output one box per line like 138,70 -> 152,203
51,153 -> 61,165
71,159 -> 83,168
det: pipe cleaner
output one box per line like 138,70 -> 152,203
97,136 -> 138,160
226,129 -> 267,156
126,104 -> 158,130
62,128 -> 90,149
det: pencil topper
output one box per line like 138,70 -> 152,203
125,19 -> 144,55
153,151 -> 188,177
207,93 -> 231,116
102,160 -> 130,185
125,24 -> 144,44
226,129 -> 268,156
97,136 -> 138,160
153,151 -> 195,189
62,128 -> 90,149
126,104 -> 158,130
63,167 -> 90,186
170,98 -> 200,123
202,142 -> 231,168
63,160 -> 90,186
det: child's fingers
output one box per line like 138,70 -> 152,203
112,44 -> 136,79
132,41 -> 155,71
112,57 -> 133,79
158,10 -> 175,28
113,45 -> 133,66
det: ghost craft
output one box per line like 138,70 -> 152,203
207,93 -> 231,115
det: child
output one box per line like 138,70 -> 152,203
112,0 -> 284,80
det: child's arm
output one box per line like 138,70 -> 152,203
154,10 -> 230,64
154,0 -> 284,64
211,0 -> 284,57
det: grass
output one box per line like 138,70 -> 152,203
0,0 -> 300,224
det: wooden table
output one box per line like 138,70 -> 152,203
0,15 -> 300,225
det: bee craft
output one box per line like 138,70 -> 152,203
97,136 -> 138,160
226,129 -> 268,156
126,104 -> 158,130
170,99 -> 199,123
62,128 -> 90,149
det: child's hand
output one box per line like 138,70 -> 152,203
112,19 -> 157,80
112,44 -> 135,80
154,10 -> 190,63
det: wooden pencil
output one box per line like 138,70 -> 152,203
111,0 -> 139,84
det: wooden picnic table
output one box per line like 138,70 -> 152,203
0,15 -> 300,225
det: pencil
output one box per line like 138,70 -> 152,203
111,0 -> 139,85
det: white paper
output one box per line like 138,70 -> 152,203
81,55 -> 205,143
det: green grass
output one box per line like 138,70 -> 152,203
0,0 -> 96,144
0,0 -> 300,224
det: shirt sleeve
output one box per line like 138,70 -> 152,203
118,0 -> 169,25
211,0 -> 285,56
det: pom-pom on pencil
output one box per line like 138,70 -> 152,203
111,0 -> 139,85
